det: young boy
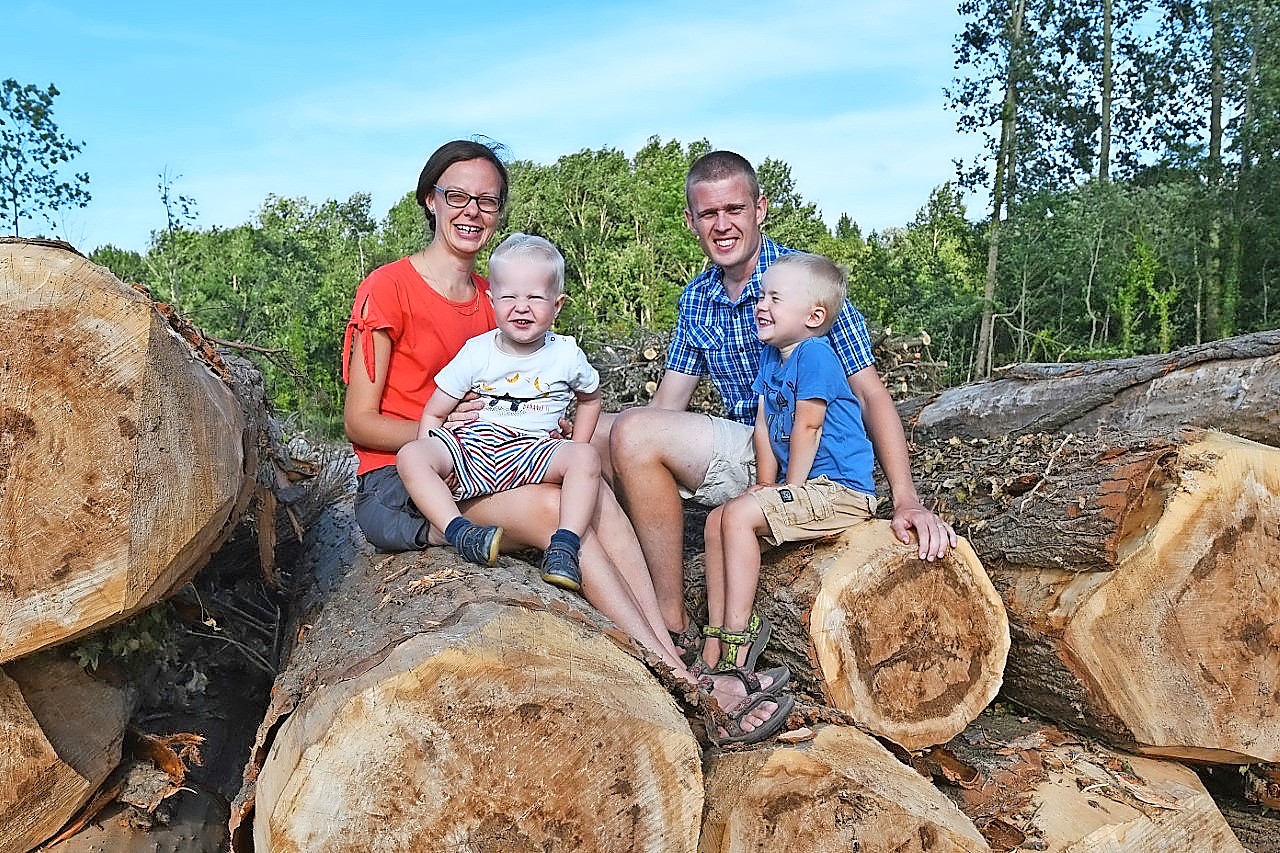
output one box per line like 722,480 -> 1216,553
700,252 -> 880,673
396,233 -> 602,592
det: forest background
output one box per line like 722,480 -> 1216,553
7,0 -> 1278,439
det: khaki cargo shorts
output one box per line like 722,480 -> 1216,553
752,476 -> 878,546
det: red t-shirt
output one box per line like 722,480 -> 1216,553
342,257 -> 496,474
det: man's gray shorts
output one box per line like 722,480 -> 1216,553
354,465 -> 430,552
679,415 -> 756,507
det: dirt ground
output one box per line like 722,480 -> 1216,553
39,528 -> 280,853
1198,767 -> 1280,853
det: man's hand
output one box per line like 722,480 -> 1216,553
891,503 -> 958,562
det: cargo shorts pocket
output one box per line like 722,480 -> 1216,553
777,479 -> 838,526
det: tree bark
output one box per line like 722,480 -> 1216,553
700,724 -> 990,852
918,428 -> 1280,763
0,652 -> 133,853
741,521 -> 1009,751
0,238 -> 270,664
917,712 -> 1247,852
231,491 -> 706,853
900,329 -> 1280,447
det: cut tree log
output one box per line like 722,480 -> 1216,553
0,652 -> 133,853
917,711 -> 1247,852
917,428 -> 1280,763
231,491 -> 706,853
700,724 -> 991,852
718,521 -> 1009,751
0,238 -> 271,664
899,329 -> 1280,447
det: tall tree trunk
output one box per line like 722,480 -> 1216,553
976,0 -> 1027,379
1099,0 -> 1113,182
1205,0 -> 1227,339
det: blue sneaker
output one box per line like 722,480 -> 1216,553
452,522 -> 502,567
541,544 -> 582,592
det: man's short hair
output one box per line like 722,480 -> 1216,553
769,252 -> 847,335
488,232 -> 566,295
685,150 -> 760,205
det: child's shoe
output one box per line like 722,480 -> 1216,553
541,529 -> 582,591
447,519 -> 503,566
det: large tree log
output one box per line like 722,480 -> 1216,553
231,492 -> 707,852
919,428 -> 1280,763
0,652 -> 133,853
900,329 -> 1280,447
0,238 -> 269,664
700,724 -> 991,852
690,521 -> 1009,751
918,712 -> 1248,852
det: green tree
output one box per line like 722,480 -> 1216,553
757,158 -> 828,250
89,245 -> 148,285
0,79 -> 90,236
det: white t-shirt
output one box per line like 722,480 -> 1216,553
434,330 -> 600,435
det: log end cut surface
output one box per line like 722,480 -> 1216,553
0,654 -> 132,853
254,604 -> 702,853
807,523 -> 1010,750
1068,431 -> 1280,762
700,725 -> 990,852
0,240 -> 249,663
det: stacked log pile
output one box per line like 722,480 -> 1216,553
4,238 -> 1278,851
228,496 -> 988,852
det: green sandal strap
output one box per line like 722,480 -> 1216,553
713,613 -> 764,673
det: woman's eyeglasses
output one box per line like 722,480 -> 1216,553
434,185 -> 502,213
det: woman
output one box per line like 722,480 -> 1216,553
342,140 -> 788,744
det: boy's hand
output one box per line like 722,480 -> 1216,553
443,392 -> 484,428
548,416 -> 573,440
892,504 -> 957,562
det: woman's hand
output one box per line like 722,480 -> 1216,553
442,392 -> 485,428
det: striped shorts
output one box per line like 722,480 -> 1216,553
427,421 -> 567,501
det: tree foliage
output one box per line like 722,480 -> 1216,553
73,2 -> 1276,437
0,79 -> 90,236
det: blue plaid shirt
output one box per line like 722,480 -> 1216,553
667,236 -> 876,424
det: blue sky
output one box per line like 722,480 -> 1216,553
9,1 -> 987,254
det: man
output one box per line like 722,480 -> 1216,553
606,150 -> 957,651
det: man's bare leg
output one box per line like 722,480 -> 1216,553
609,407 -> 716,634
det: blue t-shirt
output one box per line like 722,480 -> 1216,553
752,337 -> 875,494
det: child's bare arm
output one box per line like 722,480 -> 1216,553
570,389 -> 603,444
416,389 -> 463,439
784,399 -> 827,484
752,397 -> 779,485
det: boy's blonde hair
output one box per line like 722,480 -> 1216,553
770,252 -> 847,335
489,232 -> 566,295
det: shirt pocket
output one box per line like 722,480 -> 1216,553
686,323 -> 724,352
